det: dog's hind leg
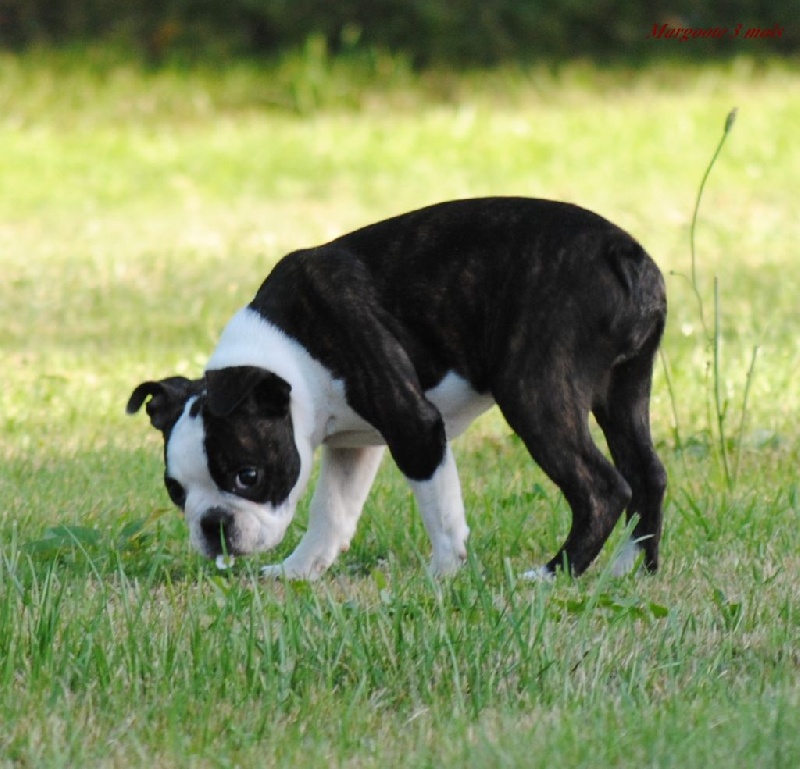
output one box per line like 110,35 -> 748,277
261,445 -> 385,580
408,444 -> 470,576
495,375 -> 632,578
593,331 -> 667,575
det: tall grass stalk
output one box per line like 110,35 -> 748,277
731,343 -> 760,488
711,277 -> 730,483
659,348 -> 687,476
668,106 -> 758,490
690,108 -> 739,299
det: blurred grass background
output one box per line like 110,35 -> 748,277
2,48 -> 797,454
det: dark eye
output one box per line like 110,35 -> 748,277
164,477 -> 186,509
234,467 -> 261,492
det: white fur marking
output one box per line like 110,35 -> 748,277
426,372 -> 495,439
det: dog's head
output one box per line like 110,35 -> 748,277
127,366 -> 303,560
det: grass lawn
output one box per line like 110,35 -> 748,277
1,50 -> 798,767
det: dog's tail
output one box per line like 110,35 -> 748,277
607,237 -> 646,295
610,235 -> 665,308
603,233 -> 667,364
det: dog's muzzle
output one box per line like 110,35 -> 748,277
200,507 -> 236,557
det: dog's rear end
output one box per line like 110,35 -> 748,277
488,223 -> 667,577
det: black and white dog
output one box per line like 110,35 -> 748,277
128,198 -> 667,580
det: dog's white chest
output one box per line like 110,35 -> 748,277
323,372 -> 494,448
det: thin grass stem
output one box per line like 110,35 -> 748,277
712,278 -> 731,486
732,344 -> 760,487
688,107 -> 738,487
690,108 -> 738,293
658,348 -> 688,476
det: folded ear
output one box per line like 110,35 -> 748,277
205,366 -> 292,418
126,376 -> 203,432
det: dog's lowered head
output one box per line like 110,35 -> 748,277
127,366 -> 308,560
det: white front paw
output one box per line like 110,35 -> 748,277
429,547 -> 468,577
260,554 -> 329,581
260,562 -> 290,579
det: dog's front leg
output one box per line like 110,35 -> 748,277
261,445 -> 385,580
408,444 -> 470,576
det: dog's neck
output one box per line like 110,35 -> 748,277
205,307 -> 334,449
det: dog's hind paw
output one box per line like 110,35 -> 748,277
610,539 -> 644,577
520,565 -> 555,582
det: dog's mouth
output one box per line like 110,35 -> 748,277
199,507 -> 240,559
190,497 -> 298,563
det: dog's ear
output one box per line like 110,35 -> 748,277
126,377 -> 203,432
205,366 -> 291,419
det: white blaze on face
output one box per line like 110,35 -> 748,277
167,401 -> 217,506
165,398 -> 297,558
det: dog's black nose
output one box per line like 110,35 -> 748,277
200,508 -> 234,556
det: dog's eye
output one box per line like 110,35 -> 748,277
234,467 -> 261,492
164,477 -> 186,509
